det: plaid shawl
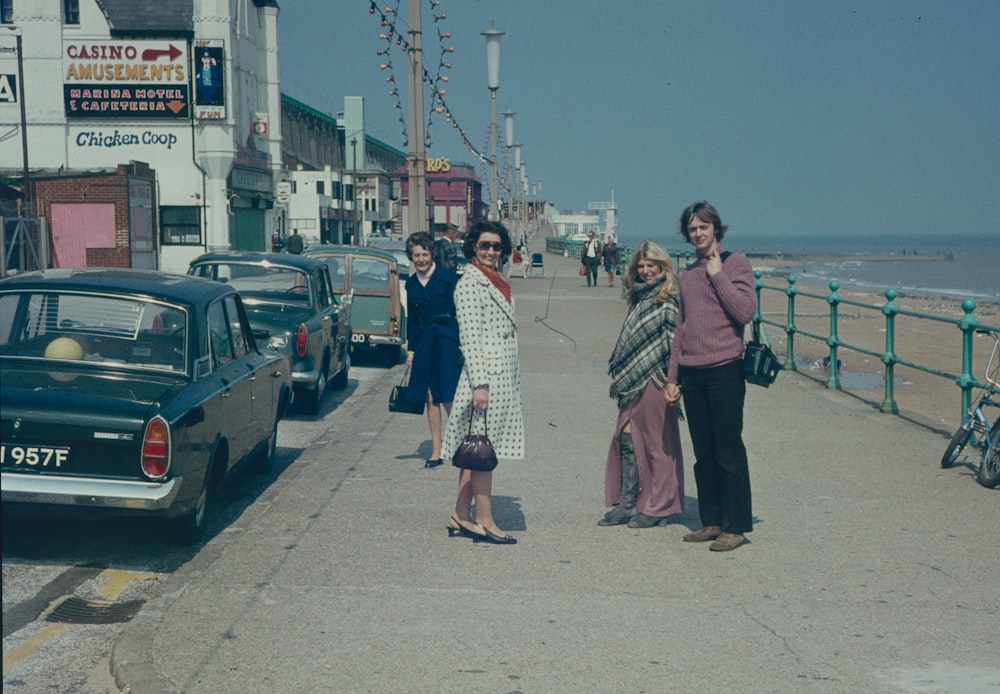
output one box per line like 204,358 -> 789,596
608,276 -> 678,408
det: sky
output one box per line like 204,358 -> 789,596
278,1 -> 999,240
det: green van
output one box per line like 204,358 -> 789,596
302,245 -> 406,366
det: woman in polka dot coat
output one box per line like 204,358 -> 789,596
443,221 -> 524,545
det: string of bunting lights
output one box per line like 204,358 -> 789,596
368,0 -> 492,166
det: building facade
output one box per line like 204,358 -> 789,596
280,94 -> 406,247
0,0 -> 282,274
393,158 -> 486,237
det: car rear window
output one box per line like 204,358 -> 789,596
0,292 -> 188,373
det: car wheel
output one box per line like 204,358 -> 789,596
250,419 -> 279,473
301,365 -> 326,415
331,349 -> 350,390
170,478 -> 210,545
380,344 -> 402,368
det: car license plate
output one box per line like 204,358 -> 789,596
0,444 -> 71,470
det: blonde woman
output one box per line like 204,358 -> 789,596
600,240 -> 685,528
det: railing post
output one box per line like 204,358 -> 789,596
753,270 -> 763,322
826,280 -> 842,390
880,289 -> 899,414
957,298 -> 979,417
752,269 -> 763,346
783,274 -> 798,371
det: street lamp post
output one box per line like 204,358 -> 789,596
482,25 -> 503,221
513,142 -> 522,243
503,109 -> 515,233
407,0 -> 427,235
351,136 -> 358,245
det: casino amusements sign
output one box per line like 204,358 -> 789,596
63,41 -> 190,119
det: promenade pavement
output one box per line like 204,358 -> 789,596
113,252 -> 999,694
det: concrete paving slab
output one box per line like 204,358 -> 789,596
113,253 -> 1000,694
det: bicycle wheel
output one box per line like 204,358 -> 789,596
941,418 -> 973,468
976,421 -> 1000,488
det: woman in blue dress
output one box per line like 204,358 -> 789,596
404,232 -> 463,468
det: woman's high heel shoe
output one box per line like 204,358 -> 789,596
473,527 -> 517,545
447,515 -> 485,539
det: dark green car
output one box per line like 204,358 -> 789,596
302,245 -> 406,367
189,253 -> 350,414
0,268 -> 293,544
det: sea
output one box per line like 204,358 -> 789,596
616,231 -> 998,306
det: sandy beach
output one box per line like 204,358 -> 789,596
755,271 -> 1000,434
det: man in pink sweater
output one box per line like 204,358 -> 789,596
666,201 -> 757,552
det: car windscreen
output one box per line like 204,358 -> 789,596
0,291 -> 188,374
193,263 -> 313,308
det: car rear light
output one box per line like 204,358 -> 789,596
296,323 -> 308,358
141,415 -> 171,479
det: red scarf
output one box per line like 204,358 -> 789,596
472,258 -> 511,303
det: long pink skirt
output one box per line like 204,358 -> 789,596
604,380 -> 684,517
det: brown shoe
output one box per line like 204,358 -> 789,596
683,525 -> 721,542
709,532 -> 746,552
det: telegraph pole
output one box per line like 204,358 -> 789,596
406,0 -> 427,234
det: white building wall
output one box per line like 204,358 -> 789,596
0,0 -> 283,274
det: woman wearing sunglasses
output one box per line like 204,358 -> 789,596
442,221 -> 524,544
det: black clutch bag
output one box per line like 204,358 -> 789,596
743,322 -> 781,388
452,412 -> 498,472
388,367 -> 425,414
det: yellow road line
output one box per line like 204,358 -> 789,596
2,569 -> 158,674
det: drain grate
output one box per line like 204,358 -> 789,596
45,596 -> 145,625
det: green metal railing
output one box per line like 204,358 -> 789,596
754,273 -> 1000,421
545,238 -> 998,421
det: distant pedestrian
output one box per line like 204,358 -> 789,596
600,240 -> 685,528
580,231 -> 601,286
285,229 -> 304,254
443,221 -> 523,545
602,237 -> 621,287
666,201 -> 757,552
519,243 -> 531,278
433,224 -> 462,272
404,232 -> 462,468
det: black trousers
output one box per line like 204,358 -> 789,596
679,359 -> 753,534
583,257 -> 600,286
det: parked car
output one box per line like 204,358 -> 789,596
302,245 -> 406,366
188,252 -> 350,414
0,268 -> 294,544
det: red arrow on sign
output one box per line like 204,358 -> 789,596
141,44 -> 183,62
166,100 -> 187,114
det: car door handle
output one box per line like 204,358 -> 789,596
272,370 -> 284,378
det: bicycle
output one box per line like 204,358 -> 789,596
940,328 -> 1000,488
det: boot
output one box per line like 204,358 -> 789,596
598,432 -> 639,526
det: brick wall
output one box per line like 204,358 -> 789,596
32,166 -> 132,268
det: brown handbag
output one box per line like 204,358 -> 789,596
578,265 -> 587,276
452,412 -> 498,471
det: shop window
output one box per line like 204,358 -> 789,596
1,0 -> 13,24
64,0 -> 79,24
160,206 -> 202,245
